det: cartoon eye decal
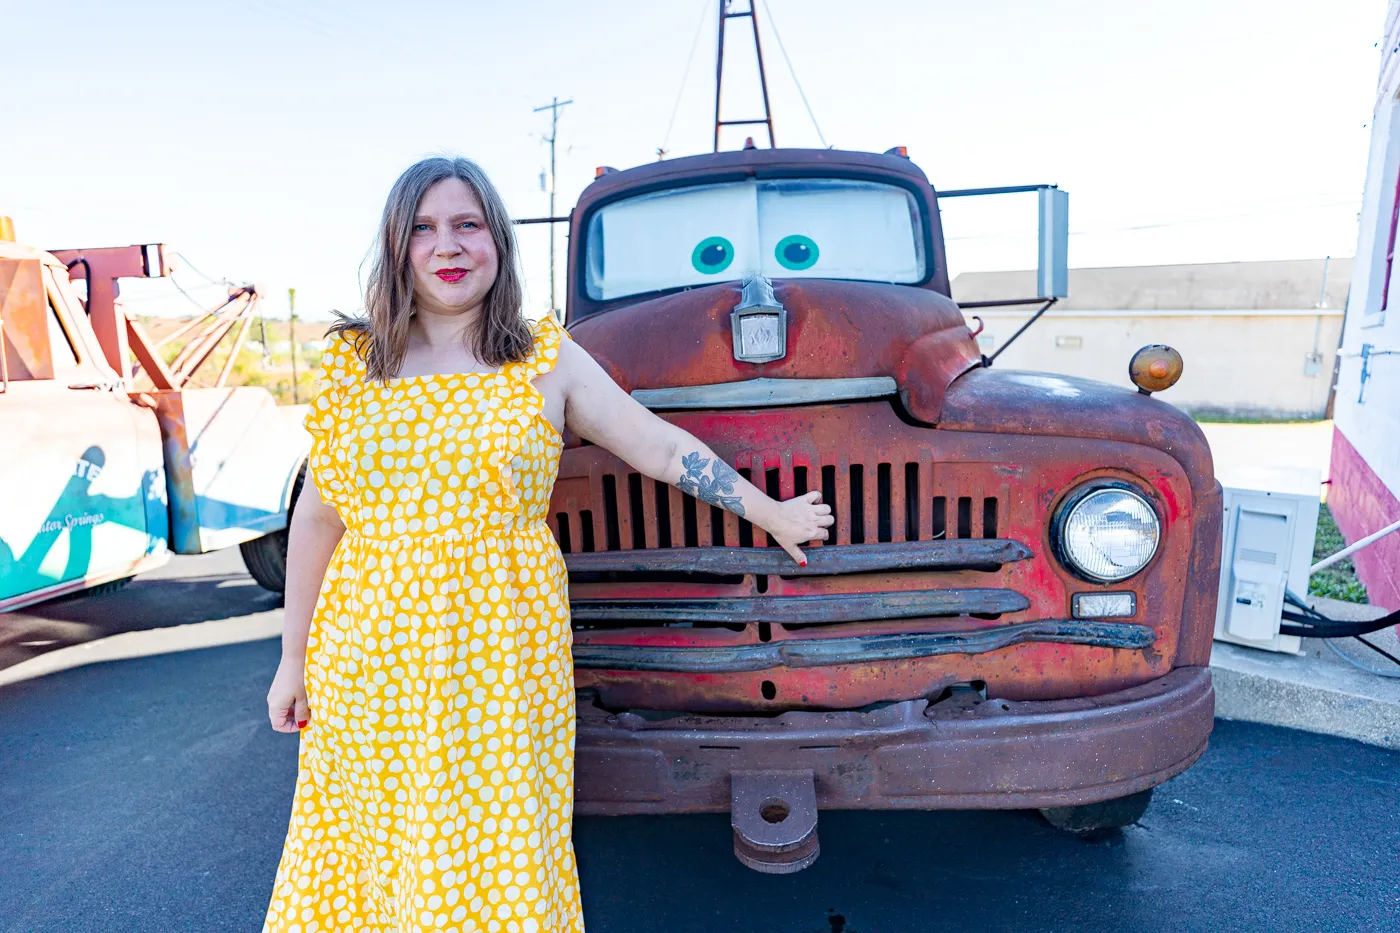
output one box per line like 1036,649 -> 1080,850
691,236 -> 736,274
774,234 -> 819,271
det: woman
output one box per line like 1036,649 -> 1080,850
263,156 -> 832,932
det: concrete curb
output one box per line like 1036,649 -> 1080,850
1210,639 -> 1400,750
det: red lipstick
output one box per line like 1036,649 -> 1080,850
435,268 -> 468,283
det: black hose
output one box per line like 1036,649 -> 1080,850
1278,589 -> 1400,638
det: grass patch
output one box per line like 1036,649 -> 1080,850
1308,502 -> 1368,604
1190,412 -> 1324,425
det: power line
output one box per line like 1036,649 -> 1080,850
173,251 -> 231,286
171,276 -> 224,312
760,0 -> 827,148
661,0 -> 713,158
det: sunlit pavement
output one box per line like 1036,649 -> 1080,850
1,554 -> 1397,933
1198,420 -> 1335,487
0,548 -> 280,673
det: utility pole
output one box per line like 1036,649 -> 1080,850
288,287 -> 299,404
533,96 -> 572,320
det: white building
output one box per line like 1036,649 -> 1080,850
952,258 -> 1348,420
1329,1 -> 1400,611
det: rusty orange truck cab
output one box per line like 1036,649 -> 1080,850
547,148 -> 1221,871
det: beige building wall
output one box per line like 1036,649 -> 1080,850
966,309 -> 1344,419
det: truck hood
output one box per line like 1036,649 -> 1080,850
568,278 -> 981,420
939,367 -> 1217,494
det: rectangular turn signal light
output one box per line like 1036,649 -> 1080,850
1072,592 -> 1136,619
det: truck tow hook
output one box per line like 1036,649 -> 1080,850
730,770 -> 820,874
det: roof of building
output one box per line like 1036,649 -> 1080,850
951,258 -> 1354,311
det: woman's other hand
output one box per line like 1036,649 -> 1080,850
769,490 -> 834,565
267,656 -> 310,733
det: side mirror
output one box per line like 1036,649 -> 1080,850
1037,187 -> 1069,299
940,184 -> 1070,306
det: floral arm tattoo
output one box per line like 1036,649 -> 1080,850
674,451 -> 745,517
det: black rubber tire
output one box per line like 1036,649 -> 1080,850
239,463 -> 305,594
240,529 -> 289,592
1039,788 -> 1153,835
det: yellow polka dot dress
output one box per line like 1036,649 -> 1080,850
264,316 -> 584,933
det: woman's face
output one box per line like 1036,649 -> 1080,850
408,177 -> 500,318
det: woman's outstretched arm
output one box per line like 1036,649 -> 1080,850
266,480 -> 345,733
545,340 -> 833,564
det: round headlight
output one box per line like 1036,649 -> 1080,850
1057,486 -> 1160,582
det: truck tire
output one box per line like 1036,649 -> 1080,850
239,463 -> 306,594
1039,788 -> 1153,835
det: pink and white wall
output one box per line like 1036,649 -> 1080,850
1333,1 -> 1400,610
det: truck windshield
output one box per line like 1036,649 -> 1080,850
583,177 -> 926,300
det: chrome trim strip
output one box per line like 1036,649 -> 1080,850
571,588 -> 1030,624
564,539 -> 1033,576
572,621 -> 1158,672
631,376 -> 898,410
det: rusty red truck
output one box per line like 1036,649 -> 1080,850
543,147 -> 1221,871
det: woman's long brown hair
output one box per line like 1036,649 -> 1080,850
330,156 -> 532,382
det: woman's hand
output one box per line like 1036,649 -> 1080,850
267,655 -> 310,733
767,490 -> 834,566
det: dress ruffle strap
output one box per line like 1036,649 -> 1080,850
303,330 -> 368,513
511,313 -> 569,382
492,316 -> 570,512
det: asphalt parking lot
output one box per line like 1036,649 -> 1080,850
2,554 -> 1398,933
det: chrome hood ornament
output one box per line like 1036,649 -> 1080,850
730,274 -> 787,364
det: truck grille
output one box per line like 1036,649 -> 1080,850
551,459 -> 1003,554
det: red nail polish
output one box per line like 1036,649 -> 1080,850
297,720 -> 308,729
798,559 -> 807,567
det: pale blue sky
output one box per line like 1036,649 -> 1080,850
1,0 -> 1385,320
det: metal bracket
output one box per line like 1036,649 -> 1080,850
730,770 -> 819,873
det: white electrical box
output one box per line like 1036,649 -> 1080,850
1213,465 -> 1321,655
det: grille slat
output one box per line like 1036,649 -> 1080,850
918,461 -> 935,540
640,476 -> 660,548
629,473 -> 649,549
602,475 -> 622,551
554,458 -> 1003,555
847,464 -> 865,545
736,467 -> 755,548
617,473 -> 638,550
862,463 -> 879,545
667,483 -> 686,550
888,462 -> 905,543
586,470 -> 607,551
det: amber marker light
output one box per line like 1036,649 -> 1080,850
1129,345 -> 1184,395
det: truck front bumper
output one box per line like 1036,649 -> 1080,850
575,665 -> 1213,813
